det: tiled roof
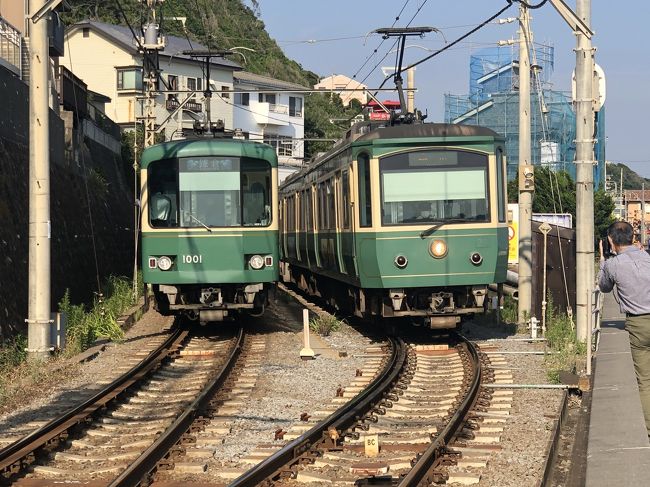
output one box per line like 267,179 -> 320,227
624,189 -> 650,202
234,71 -> 308,91
68,20 -> 241,70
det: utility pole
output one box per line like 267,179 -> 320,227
26,0 -> 52,360
642,183 -> 646,246
139,0 -> 165,147
574,0 -> 595,342
517,4 -> 534,325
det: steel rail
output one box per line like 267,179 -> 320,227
0,327 -> 188,475
110,326 -> 245,487
228,336 -> 408,487
397,334 -> 482,486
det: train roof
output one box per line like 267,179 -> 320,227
140,138 -> 279,168
281,122 -> 504,187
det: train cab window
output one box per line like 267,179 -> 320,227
379,150 -> 489,225
148,161 -> 178,227
357,154 -> 372,227
155,156 -> 273,229
497,148 -> 506,223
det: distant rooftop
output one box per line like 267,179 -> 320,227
234,71 -> 308,91
67,20 -> 241,70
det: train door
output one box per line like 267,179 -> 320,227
296,190 -> 304,262
307,185 -> 318,268
281,198 -> 288,259
334,171 -> 346,274
339,168 -> 355,276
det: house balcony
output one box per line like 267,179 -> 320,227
166,97 -> 203,113
252,101 -> 289,126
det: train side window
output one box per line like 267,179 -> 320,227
317,182 -> 325,230
306,187 -> 313,230
357,154 -> 372,227
327,179 -> 335,230
342,170 -> 350,229
497,148 -> 506,223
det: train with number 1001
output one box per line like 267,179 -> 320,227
140,138 -> 279,323
279,121 -> 509,328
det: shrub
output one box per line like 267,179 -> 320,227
59,275 -> 138,356
309,314 -> 343,337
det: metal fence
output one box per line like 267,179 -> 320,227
0,17 -> 21,75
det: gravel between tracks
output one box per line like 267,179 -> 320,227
459,320 -> 566,487
209,299 -> 376,467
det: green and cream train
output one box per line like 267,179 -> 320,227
279,122 -> 508,328
140,138 -> 279,323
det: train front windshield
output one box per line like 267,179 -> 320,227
148,156 -> 272,228
380,150 -> 489,225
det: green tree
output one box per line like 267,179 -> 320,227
304,94 -> 361,159
507,166 -> 615,241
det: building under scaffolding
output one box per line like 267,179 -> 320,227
444,45 -> 605,185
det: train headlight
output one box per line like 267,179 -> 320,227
157,255 -> 173,271
249,254 -> 265,270
429,239 -> 448,259
394,255 -> 408,269
470,252 -> 483,266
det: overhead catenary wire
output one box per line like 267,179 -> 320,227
347,0 -> 517,123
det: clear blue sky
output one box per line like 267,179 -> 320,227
258,0 -> 650,178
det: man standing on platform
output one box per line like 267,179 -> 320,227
599,221 -> 650,437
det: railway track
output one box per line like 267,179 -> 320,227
218,331 -> 498,486
0,326 -> 256,486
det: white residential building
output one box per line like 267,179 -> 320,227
60,20 -> 241,140
233,71 -> 307,179
314,74 -> 367,107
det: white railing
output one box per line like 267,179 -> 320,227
587,287 -> 604,376
269,103 -> 289,115
0,17 -> 22,74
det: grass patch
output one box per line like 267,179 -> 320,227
544,295 -> 586,383
60,275 -> 139,356
500,295 -> 518,325
0,275 -> 141,413
309,314 -> 343,337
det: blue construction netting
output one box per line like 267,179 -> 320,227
444,44 -> 605,187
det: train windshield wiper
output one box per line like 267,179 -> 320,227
419,218 -> 467,239
186,212 -> 212,232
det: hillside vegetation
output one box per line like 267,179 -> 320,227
605,162 -> 650,190
62,0 -> 356,157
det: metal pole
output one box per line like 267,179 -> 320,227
575,0 -> 595,342
407,67 -> 415,113
517,4 -> 534,325
540,222 -> 552,334
27,0 -> 51,360
642,183 -> 646,246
